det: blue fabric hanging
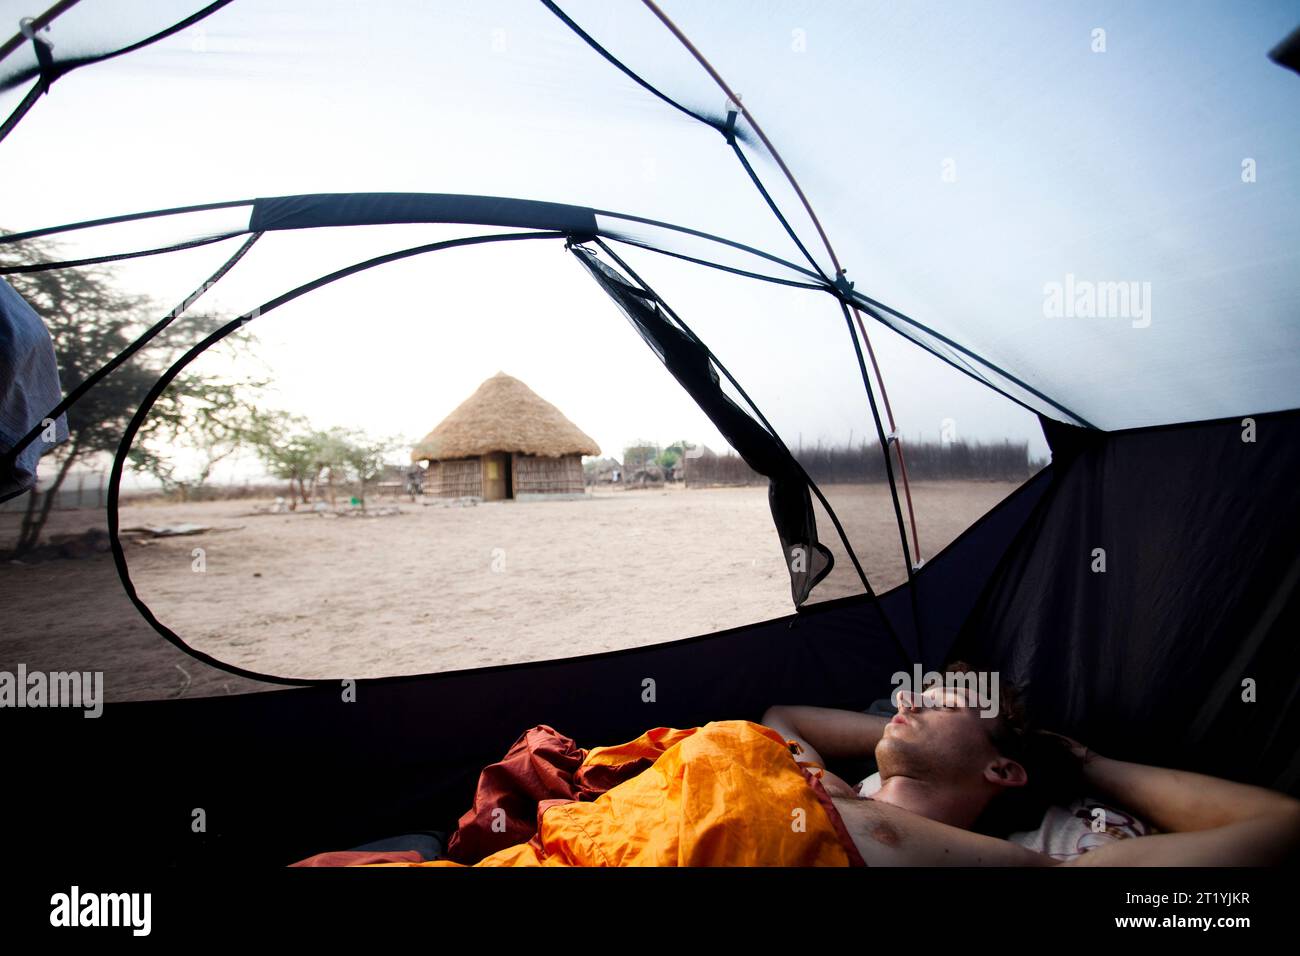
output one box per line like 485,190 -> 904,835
0,277 -> 68,502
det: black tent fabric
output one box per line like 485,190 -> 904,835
953,410 -> 1300,793
571,244 -> 835,608
250,192 -> 600,239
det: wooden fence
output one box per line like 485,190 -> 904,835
684,439 -> 1036,487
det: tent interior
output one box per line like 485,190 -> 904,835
1,1 -> 1298,866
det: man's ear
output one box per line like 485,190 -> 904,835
983,757 -> 1028,790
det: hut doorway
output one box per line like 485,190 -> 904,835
482,452 -> 511,501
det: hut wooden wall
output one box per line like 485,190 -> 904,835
514,454 -> 584,496
427,458 -> 482,498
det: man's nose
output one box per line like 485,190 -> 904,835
896,690 -> 917,710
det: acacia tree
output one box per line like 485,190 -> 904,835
3,232 -> 266,552
247,420 -> 397,510
311,427 -> 353,507
129,372 -> 270,500
340,430 -> 396,511
300,426 -> 395,510
249,412 -> 324,505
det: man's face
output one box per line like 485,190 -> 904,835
876,683 -> 1004,785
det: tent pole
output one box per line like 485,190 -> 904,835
0,0 -> 81,67
638,0 -> 923,567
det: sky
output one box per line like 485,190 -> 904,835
3,0 -> 1298,486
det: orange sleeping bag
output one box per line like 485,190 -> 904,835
368,719 -> 865,867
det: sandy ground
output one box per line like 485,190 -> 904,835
1,480 -> 1024,698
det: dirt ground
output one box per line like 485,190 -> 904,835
0,480 -> 1024,698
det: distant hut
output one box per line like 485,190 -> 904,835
585,457 -> 622,485
411,372 -> 600,501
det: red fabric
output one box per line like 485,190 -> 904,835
445,724 -> 655,864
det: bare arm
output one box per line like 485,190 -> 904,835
760,704 -> 889,766
834,749 -> 1299,867
1052,738 -> 1300,866
831,796 -> 1060,867
762,705 -> 890,798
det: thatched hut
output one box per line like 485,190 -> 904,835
410,372 -> 599,501
584,457 -> 622,485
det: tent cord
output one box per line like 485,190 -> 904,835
0,231 -> 246,275
726,136 -> 924,564
850,304 -> 922,563
639,0 -> 843,276
727,139 -> 830,285
840,298 -> 925,663
637,0 -> 924,579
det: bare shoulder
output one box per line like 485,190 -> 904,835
831,797 -> 1060,867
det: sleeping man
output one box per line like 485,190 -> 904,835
315,668 -> 1299,867
761,673 -> 1300,866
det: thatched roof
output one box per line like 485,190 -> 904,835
411,372 -> 600,462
